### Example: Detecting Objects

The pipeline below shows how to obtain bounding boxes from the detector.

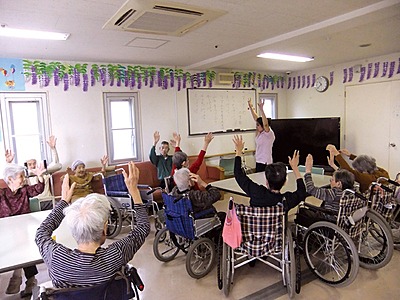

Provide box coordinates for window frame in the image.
[0,92,51,166]
[258,93,277,119]
[103,92,142,165]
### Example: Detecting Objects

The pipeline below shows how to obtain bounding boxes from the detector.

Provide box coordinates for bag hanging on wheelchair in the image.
[222,198,242,249]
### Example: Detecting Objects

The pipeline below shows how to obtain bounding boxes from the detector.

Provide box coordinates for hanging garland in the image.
[22,60,283,92]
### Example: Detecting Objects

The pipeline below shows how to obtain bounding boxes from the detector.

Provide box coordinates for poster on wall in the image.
[0,58,25,91]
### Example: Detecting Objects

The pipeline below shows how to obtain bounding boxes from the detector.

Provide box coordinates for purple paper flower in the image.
[170,70,174,88]
[63,73,69,91]
[287,77,291,89]
[382,62,388,77]
[182,73,187,89]
[373,62,380,78]
[177,77,181,91]
[157,71,162,87]
[31,66,37,85]
[100,69,106,86]
[137,73,142,89]
[343,69,347,83]
[367,63,373,79]
[73,68,80,86]
[388,61,395,78]
[90,69,95,86]
[83,73,88,91]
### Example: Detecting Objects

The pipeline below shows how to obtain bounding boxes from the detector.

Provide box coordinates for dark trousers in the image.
[23,265,38,279]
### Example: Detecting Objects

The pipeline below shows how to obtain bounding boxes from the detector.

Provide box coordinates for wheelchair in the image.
[99,169,163,239]
[34,264,144,300]
[294,188,393,288]
[219,197,298,298]
[366,177,400,247]
[152,191,222,279]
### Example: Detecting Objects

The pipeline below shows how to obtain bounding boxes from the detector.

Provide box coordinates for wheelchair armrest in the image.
[302,202,337,216]
[137,184,151,189]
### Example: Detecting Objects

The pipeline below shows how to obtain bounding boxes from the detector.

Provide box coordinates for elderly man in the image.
[35,161,150,289]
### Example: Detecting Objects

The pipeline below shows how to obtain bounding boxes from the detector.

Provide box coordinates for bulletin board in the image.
[187,88,257,136]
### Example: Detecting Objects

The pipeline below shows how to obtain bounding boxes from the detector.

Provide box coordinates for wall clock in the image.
[314,76,329,92]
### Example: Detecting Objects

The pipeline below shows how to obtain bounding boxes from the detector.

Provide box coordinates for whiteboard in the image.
[187,88,257,135]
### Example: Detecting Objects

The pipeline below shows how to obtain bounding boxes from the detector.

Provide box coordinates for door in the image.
[345,80,400,178]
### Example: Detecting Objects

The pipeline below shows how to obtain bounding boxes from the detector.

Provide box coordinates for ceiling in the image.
[1,0,400,74]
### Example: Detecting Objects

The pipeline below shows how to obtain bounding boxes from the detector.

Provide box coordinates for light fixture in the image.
[0,24,70,40]
[257,52,314,62]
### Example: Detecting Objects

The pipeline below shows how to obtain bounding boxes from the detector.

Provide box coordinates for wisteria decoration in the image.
[149,73,154,88]
[287,77,291,89]
[343,69,347,83]
[170,70,175,88]
[359,66,366,82]
[31,66,37,85]
[397,58,400,74]
[182,73,187,89]
[124,71,129,87]
[100,68,106,86]
[137,73,142,89]
[83,73,89,92]
[90,69,95,87]
[382,62,388,77]
[292,77,296,90]
[53,69,60,86]
[306,75,310,88]
[300,75,305,88]
[373,62,380,78]
[63,73,69,91]
[73,68,80,86]
[367,63,373,80]
[388,61,395,78]
[296,76,300,89]
[311,74,316,87]
[44,73,50,87]
[348,67,354,82]
[329,71,334,86]
[271,82,274,90]
[280,80,284,88]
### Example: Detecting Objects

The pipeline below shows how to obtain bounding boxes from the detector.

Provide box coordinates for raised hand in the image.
[5,149,14,163]
[47,135,57,149]
[326,144,340,156]
[339,148,351,157]
[61,174,76,204]
[327,151,339,171]
[153,131,160,145]
[171,132,181,148]
[288,150,300,170]
[100,155,108,166]
[204,132,214,145]
[122,161,142,204]
[305,154,313,173]
[233,135,245,155]
[31,163,46,177]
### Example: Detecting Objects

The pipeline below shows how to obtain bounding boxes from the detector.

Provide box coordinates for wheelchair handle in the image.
[371,182,394,193]
[147,187,162,195]
[343,189,368,201]
[387,178,400,186]
[127,266,144,291]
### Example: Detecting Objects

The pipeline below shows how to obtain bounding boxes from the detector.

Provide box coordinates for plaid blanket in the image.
[364,184,397,220]
[337,192,366,239]
[235,204,284,257]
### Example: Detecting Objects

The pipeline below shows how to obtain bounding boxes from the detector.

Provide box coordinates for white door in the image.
[345,80,400,178]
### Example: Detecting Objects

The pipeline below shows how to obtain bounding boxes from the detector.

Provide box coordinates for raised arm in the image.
[202,132,214,151]
[257,100,270,132]
[100,154,108,173]
[247,99,258,121]
[46,135,62,173]
[288,150,301,179]
[122,161,142,205]
[150,131,161,165]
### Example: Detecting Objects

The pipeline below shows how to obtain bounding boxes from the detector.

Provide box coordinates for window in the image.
[0,92,51,172]
[103,92,141,164]
[259,93,277,119]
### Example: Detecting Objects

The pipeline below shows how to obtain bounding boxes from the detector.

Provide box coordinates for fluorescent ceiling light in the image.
[0,25,70,40]
[257,52,314,62]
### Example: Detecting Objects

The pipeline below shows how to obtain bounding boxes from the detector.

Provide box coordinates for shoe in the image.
[20,277,37,298]
[6,276,22,294]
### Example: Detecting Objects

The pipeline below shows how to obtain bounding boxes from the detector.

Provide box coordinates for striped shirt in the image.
[35,200,150,288]
[304,173,342,211]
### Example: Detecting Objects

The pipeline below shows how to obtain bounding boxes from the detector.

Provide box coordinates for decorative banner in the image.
[301,75,305,88]
[367,63,373,79]
[311,74,316,86]
[348,67,353,82]
[343,69,348,83]
[397,58,400,74]
[382,61,388,77]
[373,62,380,78]
[287,77,291,89]
[388,61,395,78]
[329,71,334,86]
[292,76,296,90]
[0,58,25,91]
[297,76,300,89]
[359,66,366,82]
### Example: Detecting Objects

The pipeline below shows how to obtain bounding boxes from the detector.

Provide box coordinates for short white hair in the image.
[63,193,111,245]
[173,168,190,192]
[3,164,24,184]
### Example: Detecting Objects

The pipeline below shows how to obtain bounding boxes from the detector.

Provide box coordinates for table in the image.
[0,210,76,273]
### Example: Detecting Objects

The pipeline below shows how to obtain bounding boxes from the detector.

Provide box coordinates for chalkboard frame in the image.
[187,88,257,136]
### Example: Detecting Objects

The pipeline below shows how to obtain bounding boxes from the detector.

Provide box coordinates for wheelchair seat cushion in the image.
[235,204,284,257]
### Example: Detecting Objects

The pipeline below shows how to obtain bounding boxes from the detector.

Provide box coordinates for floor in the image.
[1,193,400,300]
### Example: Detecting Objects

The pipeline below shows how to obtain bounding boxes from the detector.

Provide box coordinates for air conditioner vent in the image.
[217,73,234,85]
[103,0,226,37]
[153,5,203,16]
[114,9,136,26]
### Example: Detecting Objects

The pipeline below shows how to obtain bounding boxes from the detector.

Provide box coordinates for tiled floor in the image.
[1,193,400,299]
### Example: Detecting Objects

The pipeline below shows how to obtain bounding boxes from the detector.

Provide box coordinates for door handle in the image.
[389,143,396,147]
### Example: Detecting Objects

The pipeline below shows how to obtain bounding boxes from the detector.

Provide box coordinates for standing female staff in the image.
[248,99,275,172]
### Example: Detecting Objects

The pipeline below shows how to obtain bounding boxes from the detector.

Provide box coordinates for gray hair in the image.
[3,164,25,184]
[173,168,190,192]
[352,155,377,174]
[63,193,111,245]
[172,151,188,170]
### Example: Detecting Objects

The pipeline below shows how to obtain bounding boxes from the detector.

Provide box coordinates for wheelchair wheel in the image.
[153,227,181,262]
[283,228,296,299]
[303,221,359,287]
[222,242,233,296]
[390,220,400,247]
[107,198,122,239]
[186,237,216,279]
[358,210,393,269]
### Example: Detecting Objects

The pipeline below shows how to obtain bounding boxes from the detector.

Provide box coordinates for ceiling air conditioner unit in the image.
[217,73,234,85]
[103,0,226,36]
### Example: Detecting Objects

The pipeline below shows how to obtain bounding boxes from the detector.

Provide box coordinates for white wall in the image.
[21,51,399,171]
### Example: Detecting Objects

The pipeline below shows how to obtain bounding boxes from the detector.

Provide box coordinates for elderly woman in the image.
[0,163,45,297]
[326,144,389,193]
[35,161,150,288]
[67,155,109,201]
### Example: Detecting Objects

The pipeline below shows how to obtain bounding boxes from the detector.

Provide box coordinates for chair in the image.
[153,192,221,279]
[34,264,143,300]
[219,197,298,298]
[219,157,235,178]
[298,165,325,175]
